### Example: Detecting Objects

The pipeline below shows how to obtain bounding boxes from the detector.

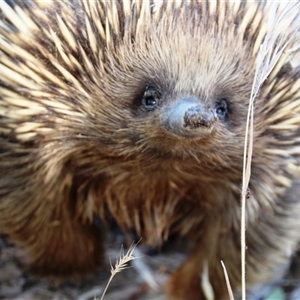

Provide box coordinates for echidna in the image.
[1,0,300,299]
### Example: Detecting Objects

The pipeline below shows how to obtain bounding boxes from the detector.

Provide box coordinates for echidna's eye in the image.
[215,99,228,120]
[142,87,161,111]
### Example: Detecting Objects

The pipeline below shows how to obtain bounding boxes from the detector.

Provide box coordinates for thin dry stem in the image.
[100,242,139,300]
[241,3,300,300]
[221,260,234,300]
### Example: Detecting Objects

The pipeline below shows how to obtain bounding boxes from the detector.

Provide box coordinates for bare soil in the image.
[0,233,186,300]
[2,231,298,300]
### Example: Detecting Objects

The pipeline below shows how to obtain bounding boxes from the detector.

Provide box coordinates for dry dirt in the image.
[0,232,186,300]
[1,231,299,300]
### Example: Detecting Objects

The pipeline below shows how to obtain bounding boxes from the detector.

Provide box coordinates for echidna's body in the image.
[1,1,300,299]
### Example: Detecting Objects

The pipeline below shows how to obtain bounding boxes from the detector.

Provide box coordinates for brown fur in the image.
[0,1,300,299]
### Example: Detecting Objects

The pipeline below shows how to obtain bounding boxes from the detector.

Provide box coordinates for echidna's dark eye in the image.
[142,87,161,111]
[215,99,228,120]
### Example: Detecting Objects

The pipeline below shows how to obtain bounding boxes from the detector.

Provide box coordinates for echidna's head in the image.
[95,2,257,171]
[1,1,299,177]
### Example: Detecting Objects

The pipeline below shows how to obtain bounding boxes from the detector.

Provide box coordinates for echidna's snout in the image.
[183,105,216,129]
[161,97,216,137]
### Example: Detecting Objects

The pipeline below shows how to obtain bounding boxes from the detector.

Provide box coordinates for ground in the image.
[0,232,294,300]
[0,232,185,300]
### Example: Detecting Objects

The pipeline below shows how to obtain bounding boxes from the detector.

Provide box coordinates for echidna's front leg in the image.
[29,220,104,278]
[165,216,240,300]
[0,199,104,279]
[0,159,105,279]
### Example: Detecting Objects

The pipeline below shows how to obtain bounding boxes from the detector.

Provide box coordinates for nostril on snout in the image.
[161,97,216,137]
[183,106,215,128]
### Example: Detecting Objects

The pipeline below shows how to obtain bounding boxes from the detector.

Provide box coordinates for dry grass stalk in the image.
[241,3,300,300]
[100,242,139,300]
[221,260,234,300]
